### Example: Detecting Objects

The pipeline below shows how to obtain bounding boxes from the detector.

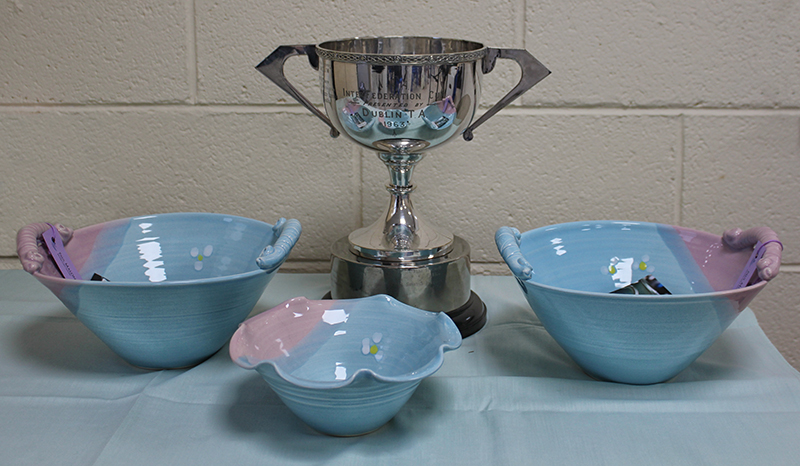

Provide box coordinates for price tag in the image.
[733,241,764,289]
[41,224,83,280]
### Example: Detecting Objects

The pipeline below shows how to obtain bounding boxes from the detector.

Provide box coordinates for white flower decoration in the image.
[190,245,214,271]
[361,332,384,361]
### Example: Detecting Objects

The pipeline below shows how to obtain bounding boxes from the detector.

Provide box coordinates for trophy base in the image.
[329,235,487,337]
[443,290,487,338]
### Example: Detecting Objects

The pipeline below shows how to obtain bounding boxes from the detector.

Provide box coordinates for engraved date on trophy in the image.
[340,95,458,133]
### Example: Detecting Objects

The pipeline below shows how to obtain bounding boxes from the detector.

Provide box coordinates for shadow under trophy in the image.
[257,36,549,337]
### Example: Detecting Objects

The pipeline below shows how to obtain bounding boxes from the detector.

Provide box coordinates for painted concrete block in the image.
[683,114,800,263]
[0,109,358,259]
[0,0,190,104]
[526,0,800,108]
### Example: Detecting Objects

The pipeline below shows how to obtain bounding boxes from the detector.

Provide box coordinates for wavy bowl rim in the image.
[231,295,463,390]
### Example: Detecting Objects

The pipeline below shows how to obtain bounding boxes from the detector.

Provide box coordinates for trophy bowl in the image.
[257,37,550,337]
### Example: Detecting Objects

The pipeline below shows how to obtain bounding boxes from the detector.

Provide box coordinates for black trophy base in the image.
[446,291,487,338]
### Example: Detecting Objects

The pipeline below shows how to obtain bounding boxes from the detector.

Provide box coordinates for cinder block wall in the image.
[2,1,798,367]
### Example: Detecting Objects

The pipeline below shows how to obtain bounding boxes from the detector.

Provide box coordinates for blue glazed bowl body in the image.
[496,221,770,384]
[22,213,301,369]
[259,368,423,436]
[230,295,462,436]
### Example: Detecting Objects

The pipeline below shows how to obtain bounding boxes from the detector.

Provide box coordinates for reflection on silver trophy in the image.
[257,37,549,336]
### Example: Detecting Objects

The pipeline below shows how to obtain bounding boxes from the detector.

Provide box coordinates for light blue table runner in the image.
[2,270,799,465]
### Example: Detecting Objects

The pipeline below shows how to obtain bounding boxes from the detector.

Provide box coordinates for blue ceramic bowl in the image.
[496,221,781,384]
[17,213,301,369]
[230,295,462,436]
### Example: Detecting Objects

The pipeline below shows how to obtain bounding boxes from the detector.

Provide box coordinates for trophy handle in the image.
[256,45,340,138]
[462,49,550,141]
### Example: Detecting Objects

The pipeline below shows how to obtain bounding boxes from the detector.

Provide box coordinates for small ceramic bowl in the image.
[17,213,301,369]
[496,221,782,384]
[230,295,462,436]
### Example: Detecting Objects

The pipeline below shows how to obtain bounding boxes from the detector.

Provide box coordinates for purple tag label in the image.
[42,224,83,280]
[733,241,763,289]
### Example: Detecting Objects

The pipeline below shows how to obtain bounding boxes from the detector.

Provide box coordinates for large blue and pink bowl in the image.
[496,221,782,384]
[17,213,301,369]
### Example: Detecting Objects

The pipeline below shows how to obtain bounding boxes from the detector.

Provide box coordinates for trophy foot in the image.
[329,235,486,338]
[444,291,487,338]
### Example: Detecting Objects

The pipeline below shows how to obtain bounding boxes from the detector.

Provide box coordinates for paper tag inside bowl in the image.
[42,224,82,280]
[733,241,764,289]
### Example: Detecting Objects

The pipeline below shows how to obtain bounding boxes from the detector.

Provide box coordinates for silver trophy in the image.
[257,37,549,336]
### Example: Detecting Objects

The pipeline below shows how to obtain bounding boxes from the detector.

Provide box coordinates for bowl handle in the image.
[495,226,534,280]
[723,227,783,281]
[256,218,302,273]
[16,222,74,274]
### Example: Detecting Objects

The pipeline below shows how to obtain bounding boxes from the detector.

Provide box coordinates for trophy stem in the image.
[383,185,417,250]
[380,152,421,250]
[347,151,454,260]
[380,151,422,188]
